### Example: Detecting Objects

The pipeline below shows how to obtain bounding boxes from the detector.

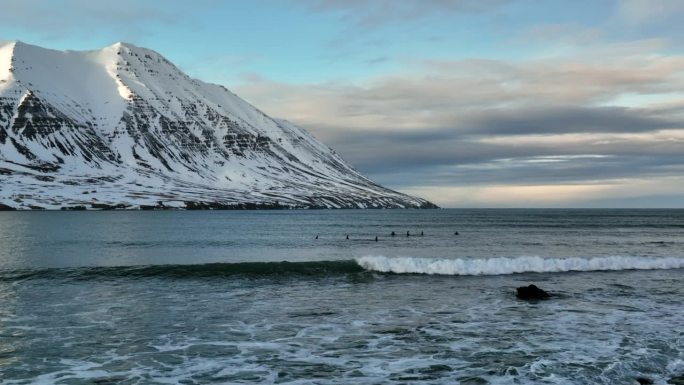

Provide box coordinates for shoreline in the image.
[0,201,440,211]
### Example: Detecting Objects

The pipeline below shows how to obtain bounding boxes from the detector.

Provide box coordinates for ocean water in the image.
[0,209,683,384]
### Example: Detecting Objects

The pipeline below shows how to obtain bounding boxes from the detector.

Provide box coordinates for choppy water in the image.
[1,209,684,384]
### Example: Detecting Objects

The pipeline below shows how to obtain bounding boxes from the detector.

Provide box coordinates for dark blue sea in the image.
[1,209,683,384]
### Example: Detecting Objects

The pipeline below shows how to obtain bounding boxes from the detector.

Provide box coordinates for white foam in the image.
[355,255,684,276]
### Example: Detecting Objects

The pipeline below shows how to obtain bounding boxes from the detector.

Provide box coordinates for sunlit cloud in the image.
[238,42,684,133]
[402,176,684,208]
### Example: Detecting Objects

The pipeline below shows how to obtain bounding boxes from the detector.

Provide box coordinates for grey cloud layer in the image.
[462,106,676,135]
[323,123,684,180]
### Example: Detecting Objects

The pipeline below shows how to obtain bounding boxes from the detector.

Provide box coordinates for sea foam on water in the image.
[355,255,684,275]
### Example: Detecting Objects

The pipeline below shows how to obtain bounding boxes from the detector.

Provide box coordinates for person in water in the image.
[406,231,410,237]
[346,235,349,240]
[391,231,396,236]
[375,236,378,242]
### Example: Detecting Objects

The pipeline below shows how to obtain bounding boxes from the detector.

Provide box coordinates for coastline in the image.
[0,201,440,211]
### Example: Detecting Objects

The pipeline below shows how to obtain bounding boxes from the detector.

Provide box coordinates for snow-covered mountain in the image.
[0,41,435,210]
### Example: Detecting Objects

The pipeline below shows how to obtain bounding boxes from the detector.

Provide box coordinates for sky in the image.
[1,0,683,208]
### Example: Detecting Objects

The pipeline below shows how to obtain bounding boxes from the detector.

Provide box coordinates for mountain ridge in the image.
[0,41,436,210]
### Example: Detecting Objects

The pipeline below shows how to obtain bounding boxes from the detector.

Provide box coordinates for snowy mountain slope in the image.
[0,41,436,210]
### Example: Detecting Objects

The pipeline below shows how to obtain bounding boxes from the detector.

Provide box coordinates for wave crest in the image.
[0,260,364,281]
[355,255,684,276]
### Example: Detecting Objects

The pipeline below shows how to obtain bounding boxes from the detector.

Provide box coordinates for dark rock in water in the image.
[668,374,684,384]
[636,377,654,385]
[0,203,16,211]
[516,284,551,300]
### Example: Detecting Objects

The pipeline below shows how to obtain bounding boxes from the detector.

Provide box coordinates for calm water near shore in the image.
[1,209,684,384]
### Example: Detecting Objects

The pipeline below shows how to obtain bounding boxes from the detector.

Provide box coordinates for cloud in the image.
[462,106,676,135]
[0,0,213,41]
[616,0,684,24]
[237,45,684,133]
[402,176,684,208]
[296,0,509,27]
[517,23,603,47]
[326,126,684,185]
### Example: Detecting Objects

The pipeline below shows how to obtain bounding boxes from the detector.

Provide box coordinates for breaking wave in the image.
[4,256,684,282]
[355,255,684,276]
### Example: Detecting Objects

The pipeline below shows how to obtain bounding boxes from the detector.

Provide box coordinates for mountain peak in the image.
[5,40,69,55]
[0,40,17,48]
[107,41,144,52]
[0,40,32,50]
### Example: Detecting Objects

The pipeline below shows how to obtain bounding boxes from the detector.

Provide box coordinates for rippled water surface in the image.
[1,209,684,384]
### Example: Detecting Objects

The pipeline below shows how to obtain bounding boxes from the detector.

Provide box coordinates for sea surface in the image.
[0,209,683,384]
